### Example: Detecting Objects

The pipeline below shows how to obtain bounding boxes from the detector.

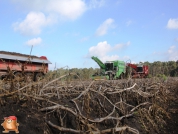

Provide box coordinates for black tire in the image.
[109,73,113,80]
[35,73,44,81]
[25,73,34,82]
[14,72,23,81]
[120,73,124,79]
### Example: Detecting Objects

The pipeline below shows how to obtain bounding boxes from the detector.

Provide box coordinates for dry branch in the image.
[107,83,137,94]
[47,121,83,134]
[40,104,78,117]
[98,126,139,134]
[72,80,95,100]
[130,102,151,112]
[0,71,175,134]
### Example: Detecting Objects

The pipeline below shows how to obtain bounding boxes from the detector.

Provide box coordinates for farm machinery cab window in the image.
[105,63,114,71]
[137,66,143,72]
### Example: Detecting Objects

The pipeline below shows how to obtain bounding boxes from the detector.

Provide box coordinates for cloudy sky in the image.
[0,0,178,69]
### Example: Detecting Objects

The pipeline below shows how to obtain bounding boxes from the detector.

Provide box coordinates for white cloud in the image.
[11,0,90,35]
[26,37,42,46]
[13,12,55,35]
[88,41,112,57]
[11,0,86,20]
[114,41,130,49]
[87,41,130,62]
[12,0,106,35]
[95,18,114,36]
[167,45,178,61]
[101,55,120,62]
[46,0,86,20]
[167,18,178,29]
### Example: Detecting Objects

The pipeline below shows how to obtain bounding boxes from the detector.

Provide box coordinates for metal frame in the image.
[0,54,51,64]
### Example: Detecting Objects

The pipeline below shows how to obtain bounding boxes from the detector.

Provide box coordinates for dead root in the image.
[0,75,177,134]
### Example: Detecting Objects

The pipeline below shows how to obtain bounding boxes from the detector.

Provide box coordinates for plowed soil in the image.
[0,78,178,134]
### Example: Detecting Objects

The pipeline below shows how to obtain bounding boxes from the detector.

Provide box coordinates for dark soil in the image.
[0,79,178,134]
[162,82,178,134]
[0,97,49,134]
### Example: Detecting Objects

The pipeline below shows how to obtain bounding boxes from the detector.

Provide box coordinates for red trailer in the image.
[127,63,149,78]
[0,51,51,81]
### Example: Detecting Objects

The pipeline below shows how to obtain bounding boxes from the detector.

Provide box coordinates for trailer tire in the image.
[35,73,44,81]
[14,72,23,81]
[25,73,34,82]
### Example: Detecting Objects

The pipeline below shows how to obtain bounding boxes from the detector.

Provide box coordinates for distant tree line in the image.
[46,67,100,80]
[144,61,178,77]
[46,61,178,80]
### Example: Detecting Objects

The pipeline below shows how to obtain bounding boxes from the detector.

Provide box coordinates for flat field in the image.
[0,75,178,134]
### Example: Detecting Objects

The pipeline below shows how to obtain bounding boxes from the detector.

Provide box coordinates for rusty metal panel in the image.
[0,61,8,70]
[0,61,48,73]
[0,53,51,64]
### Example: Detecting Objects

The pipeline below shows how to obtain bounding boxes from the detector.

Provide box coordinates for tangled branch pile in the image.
[0,73,178,134]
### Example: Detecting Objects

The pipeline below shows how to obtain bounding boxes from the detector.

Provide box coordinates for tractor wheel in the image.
[35,73,44,81]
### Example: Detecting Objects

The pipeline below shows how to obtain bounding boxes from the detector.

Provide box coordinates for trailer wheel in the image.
[25,73,34,82]
[14,72,23,81]
[35,73,44,81]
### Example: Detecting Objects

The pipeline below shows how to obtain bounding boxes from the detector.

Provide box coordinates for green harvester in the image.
[91,56,126,80]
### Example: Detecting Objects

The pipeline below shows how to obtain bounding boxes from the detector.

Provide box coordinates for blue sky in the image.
[0,0,178,70]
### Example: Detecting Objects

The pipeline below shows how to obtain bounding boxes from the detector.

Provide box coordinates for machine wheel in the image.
[120,73,124,79]
[14,72,23,81]
[109,73,113,80]
[35,73,44,81]
[25,73,34,82]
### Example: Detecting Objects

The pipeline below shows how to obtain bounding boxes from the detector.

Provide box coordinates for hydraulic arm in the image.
[91,56,105,69]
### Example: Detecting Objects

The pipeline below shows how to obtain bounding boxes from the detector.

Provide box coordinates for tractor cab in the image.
[105,62,114,72]
[137,64,143,73]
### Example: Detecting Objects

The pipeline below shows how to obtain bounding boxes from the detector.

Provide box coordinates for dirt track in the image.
[0,77,178,134]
